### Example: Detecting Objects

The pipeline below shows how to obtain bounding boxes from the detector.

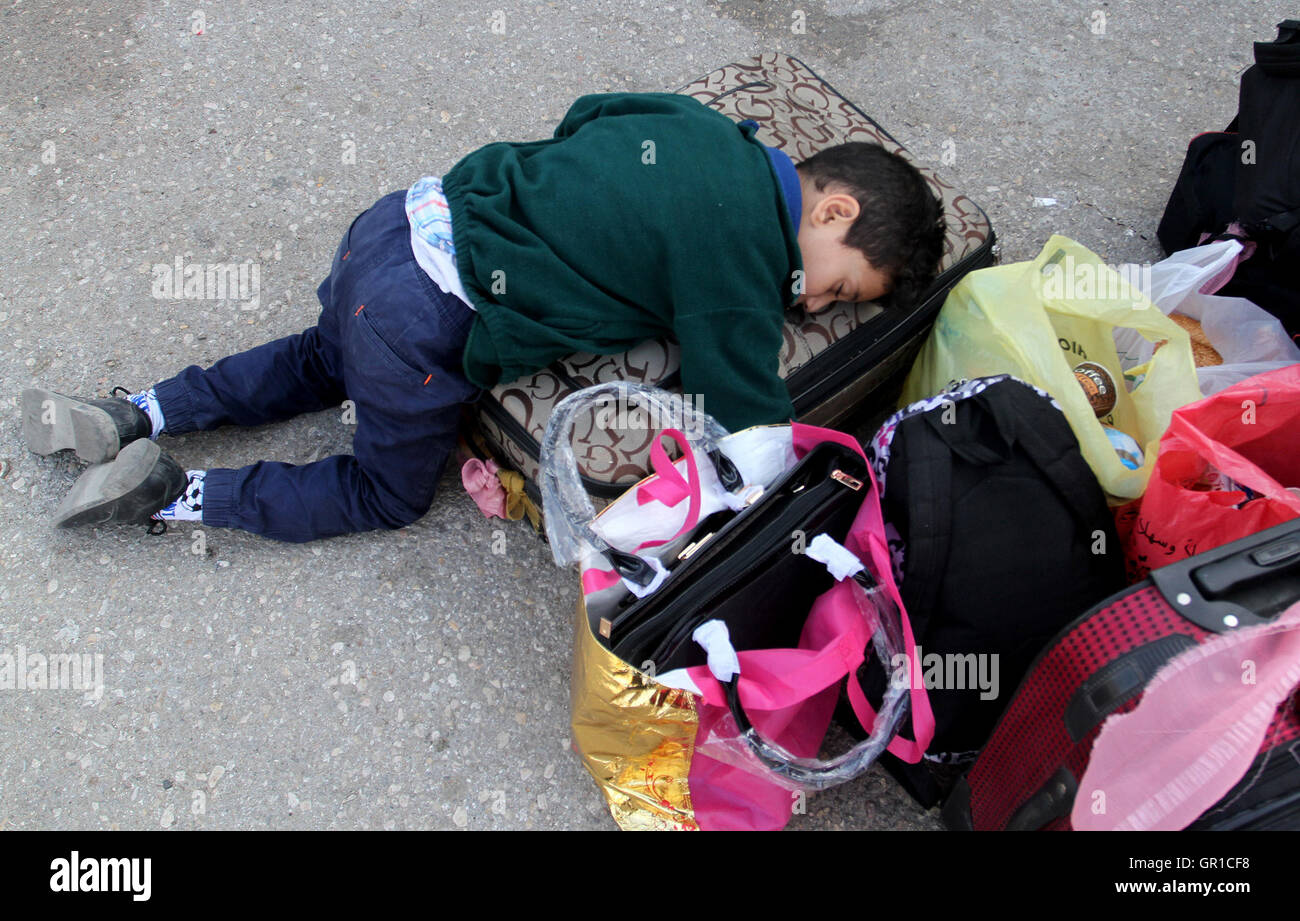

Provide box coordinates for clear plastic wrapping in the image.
[539,381,729,569]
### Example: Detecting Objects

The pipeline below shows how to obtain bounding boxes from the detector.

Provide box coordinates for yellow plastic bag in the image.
[902,235,1203,501]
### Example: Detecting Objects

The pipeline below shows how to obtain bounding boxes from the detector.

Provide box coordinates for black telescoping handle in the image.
[1194,536,1300,594]
[1149,518,1300,633]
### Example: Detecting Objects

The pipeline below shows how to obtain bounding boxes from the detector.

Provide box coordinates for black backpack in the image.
[1158,19,1300,335]
[843,376,1127,807]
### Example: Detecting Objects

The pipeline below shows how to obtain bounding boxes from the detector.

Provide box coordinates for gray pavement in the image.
[0,0,1289,830]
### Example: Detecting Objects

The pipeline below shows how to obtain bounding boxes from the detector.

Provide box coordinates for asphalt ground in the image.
[0,0,1292,830]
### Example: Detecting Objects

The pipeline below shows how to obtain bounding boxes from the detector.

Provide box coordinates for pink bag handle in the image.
[846,536,935,763]
[636,429,694,507]
[690,582,876,711]
[689,572,909,788]
[794,422,936,761]
[584,429,739,590]
[633,429,703,551]
[581,567,622,595]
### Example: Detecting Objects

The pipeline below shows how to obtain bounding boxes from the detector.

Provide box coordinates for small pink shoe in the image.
[461,457,508,519]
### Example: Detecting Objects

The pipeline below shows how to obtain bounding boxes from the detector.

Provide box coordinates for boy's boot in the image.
[53,440,187,529]
[21,386,154,465]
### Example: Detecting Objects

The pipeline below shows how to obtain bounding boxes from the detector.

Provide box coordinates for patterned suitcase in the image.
[462,53,996,526]
[943,518,1300,831]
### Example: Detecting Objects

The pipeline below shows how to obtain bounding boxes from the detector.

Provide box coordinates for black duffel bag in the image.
[1158,19,1300,336]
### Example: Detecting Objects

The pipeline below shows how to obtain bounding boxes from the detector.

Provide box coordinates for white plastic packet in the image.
[1115,241,1300,394]
[1172,292,1300,395]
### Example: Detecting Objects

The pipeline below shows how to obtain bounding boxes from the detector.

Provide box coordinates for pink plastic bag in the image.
[569,415,935,831]
[1074,600,1300,831]
[675,423,935,830]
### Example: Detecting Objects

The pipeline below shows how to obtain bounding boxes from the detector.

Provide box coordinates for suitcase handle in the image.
[1149,518,1300,633]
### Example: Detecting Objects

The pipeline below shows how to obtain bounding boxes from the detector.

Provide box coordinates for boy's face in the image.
[793,182,891,314]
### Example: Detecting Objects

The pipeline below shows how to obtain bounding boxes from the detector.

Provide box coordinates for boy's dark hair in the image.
[796,142,946,310]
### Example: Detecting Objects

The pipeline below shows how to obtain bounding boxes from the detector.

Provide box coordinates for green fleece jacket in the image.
[441,92,803,432]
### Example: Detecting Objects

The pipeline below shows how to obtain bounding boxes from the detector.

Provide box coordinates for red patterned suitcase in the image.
[943,518,1300,831]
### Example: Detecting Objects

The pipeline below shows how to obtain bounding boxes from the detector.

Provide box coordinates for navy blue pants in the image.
[152,190,481,542]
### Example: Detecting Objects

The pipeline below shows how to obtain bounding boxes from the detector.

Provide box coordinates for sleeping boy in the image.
[22,92,945,542]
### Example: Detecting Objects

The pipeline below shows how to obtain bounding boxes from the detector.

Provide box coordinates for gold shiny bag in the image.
[569,603,701,830]
[546,384,918,831]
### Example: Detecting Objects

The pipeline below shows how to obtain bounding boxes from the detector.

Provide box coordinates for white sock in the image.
[125,388,165,440]
[153,469,205,522]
